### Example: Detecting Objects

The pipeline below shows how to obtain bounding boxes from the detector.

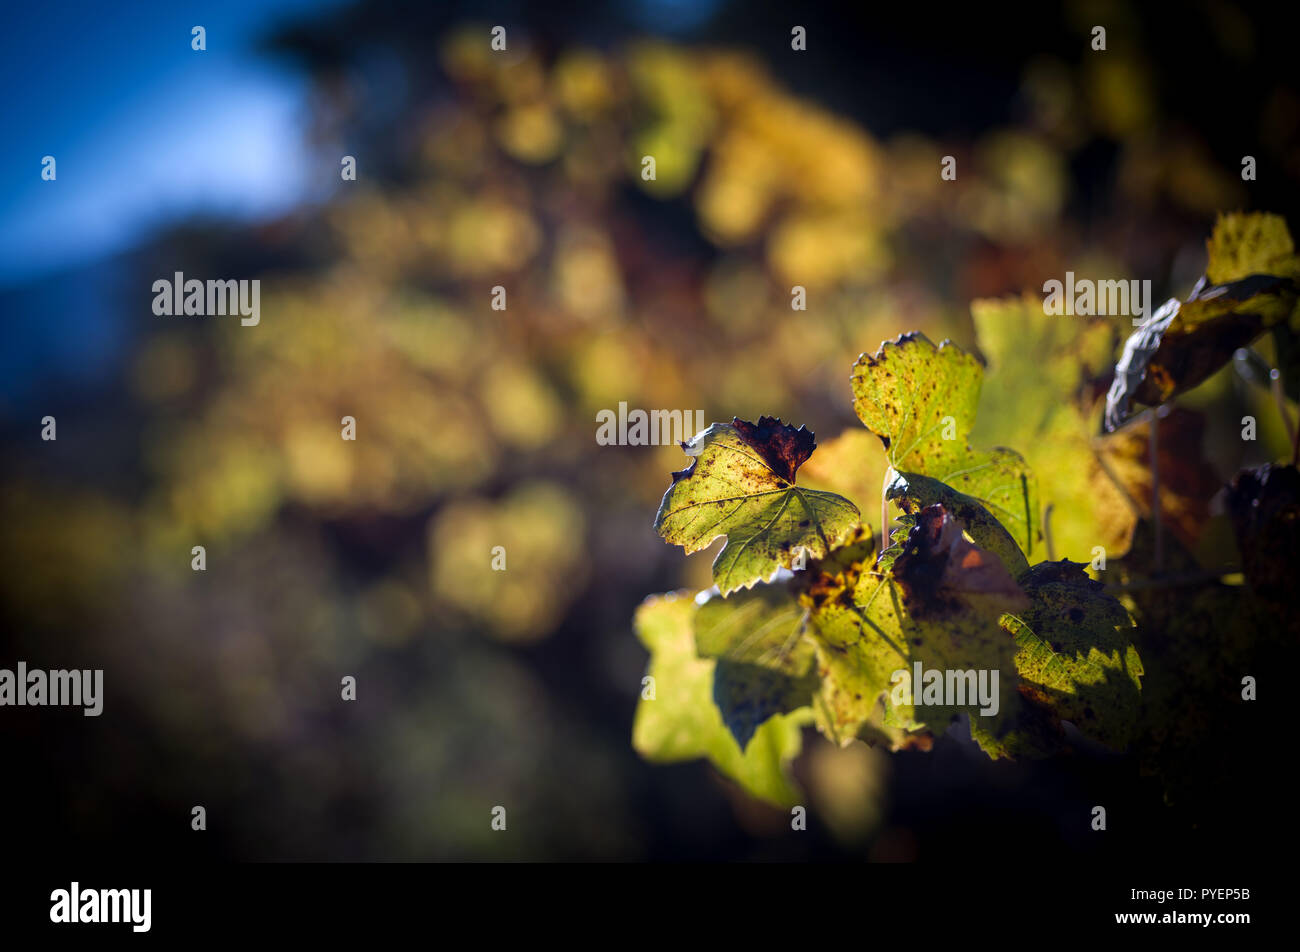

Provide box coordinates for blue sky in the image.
[0,0,347,286]
[0,0,728,406]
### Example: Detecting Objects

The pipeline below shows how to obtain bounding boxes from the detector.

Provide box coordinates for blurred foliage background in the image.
[1,0,1296,860]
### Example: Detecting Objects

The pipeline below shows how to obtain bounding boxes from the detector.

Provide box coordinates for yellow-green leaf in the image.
[1204,211,1300,285]
[695,582,813,674]
[654,417,859,594]
[851,332,1038,557]
[851,332,982,475]
[970,293,1135,561]
[999,560,1143,749]
[632,592,810,807]
[695,584,820,748]
[802,507,1026,753]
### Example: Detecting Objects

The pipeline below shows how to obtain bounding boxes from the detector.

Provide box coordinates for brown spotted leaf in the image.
[654,418,860,594]
[852,333,1039,558]
[800,506,1026,752]
[998,561,1143,750]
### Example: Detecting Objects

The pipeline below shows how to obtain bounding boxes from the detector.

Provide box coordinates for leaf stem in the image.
[1043,502,1055,562]
[1270,369,1299,467]
[881,464,894,554]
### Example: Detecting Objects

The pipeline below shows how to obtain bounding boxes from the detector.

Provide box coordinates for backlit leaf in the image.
[694,583,820,748]
[851,333,1038,557]
[801,507,1025,750]
[1204,211,1300,285]
[970,294,1133,562]
[654,417,860,594]
[631,593,810,807]
[999,560,1143,749]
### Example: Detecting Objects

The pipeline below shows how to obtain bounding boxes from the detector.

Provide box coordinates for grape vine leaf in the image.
[851,332,1038,558]
[885,470,1029,578]
[695,580,812,671]
[1204,211,1300,286]
[794,528,896,744]
[632,592,810,807]
[712,661,819,752]
[887,506,1028,611]
[694,583,820,749]
[997,560,1143,749]
[654,417,860,594]
[969,294,1136,562]
[802,506,1027,750]
[1104,212,1300,432]
[971,295,1222,559]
